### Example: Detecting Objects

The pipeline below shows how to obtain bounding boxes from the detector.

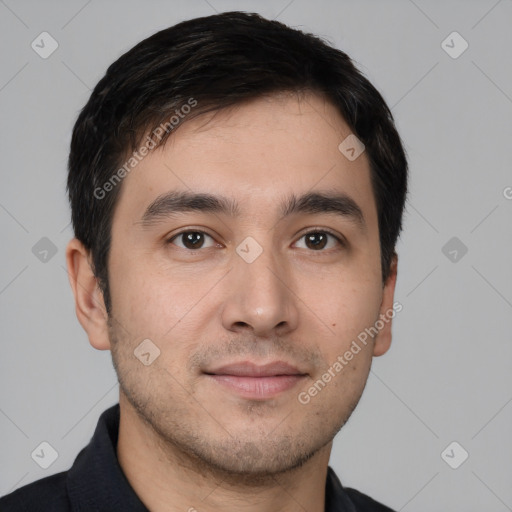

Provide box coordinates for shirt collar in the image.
[66,403,354,511]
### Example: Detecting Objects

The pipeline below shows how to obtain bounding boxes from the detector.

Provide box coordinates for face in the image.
[89,92,397,476]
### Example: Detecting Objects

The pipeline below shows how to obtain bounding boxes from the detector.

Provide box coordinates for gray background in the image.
[1,0,511,510]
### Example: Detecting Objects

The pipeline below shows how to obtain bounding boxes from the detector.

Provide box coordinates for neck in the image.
[116,393,332,512]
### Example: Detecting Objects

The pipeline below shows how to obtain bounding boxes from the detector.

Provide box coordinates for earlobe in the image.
[65,238,111,351]
[373,252,398,357]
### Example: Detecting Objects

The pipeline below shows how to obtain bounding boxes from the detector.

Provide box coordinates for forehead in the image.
[113,92,377,227]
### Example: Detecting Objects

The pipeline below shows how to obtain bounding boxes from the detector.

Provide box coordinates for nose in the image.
[221,240,300,338]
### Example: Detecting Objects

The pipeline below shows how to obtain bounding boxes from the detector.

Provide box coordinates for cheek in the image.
[108,254,176,337]
[301,272,382,345]
[341,287,382,339]
[109,256,217,360]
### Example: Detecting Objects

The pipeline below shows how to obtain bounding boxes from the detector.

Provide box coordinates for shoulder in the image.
[326,466,395,511]
[0,471,71,512]
[345,486,396,511]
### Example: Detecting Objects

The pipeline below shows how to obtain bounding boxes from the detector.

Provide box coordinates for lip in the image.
[205,361,305,377]
[203,361,308,400]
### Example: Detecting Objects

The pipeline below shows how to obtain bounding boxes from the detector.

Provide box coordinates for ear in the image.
[373,252,398,357]
[65,238,111,350]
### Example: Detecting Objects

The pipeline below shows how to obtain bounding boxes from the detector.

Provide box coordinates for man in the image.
[1,11,407,511]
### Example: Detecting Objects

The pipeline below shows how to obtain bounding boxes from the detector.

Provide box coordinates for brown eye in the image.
[169,231,215,250]
[294,231,343,251]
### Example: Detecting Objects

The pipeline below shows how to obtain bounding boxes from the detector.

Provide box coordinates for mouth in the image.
[203,361,308,400]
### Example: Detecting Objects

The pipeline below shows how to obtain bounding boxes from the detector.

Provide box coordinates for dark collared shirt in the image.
[0,404,395,511]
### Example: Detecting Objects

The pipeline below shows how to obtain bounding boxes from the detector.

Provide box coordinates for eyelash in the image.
[166,228,345,252]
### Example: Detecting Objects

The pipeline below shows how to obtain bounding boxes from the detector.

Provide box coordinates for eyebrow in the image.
[139,189,366,231]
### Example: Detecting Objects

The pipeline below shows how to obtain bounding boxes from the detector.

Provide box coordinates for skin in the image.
[66,91,398,512]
